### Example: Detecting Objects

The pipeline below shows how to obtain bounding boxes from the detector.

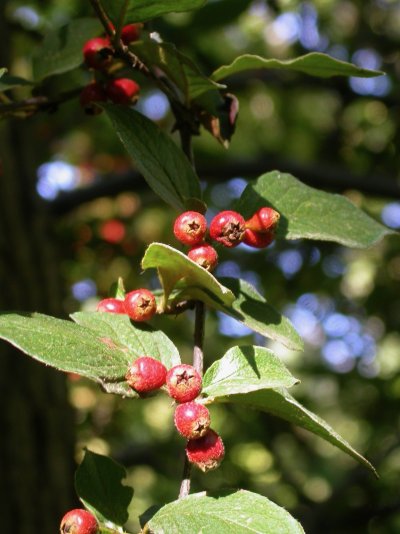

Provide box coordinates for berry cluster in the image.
[97,288,157,322]
[80,24,142,114]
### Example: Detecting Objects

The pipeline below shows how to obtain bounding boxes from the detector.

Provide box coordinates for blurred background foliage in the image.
[3,0,400,533]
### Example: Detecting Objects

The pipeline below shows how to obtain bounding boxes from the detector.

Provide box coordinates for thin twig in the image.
[0,88,83,119]
[89,0,115,37]
[178,456,192,499]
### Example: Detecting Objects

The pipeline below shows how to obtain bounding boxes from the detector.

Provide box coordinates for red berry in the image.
[105,78,140,105]
[245,207,280,233]
[60,509,98,534]
[174,401,211,439]
[166,364,202,403]
[187,244,218,271]
[121,23,141,44]
[80,82,107,115]
[186,429,225,472]
[82,37,113,70]
[209,210,245,248]
[124,289,156,322]
[173,211,207,247]
[243,228,275,249]
[96,298,125,313]
[126,356,167,393]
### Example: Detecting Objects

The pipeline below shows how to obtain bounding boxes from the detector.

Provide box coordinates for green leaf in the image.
[147,489,304,533]
[202,346,299,398]
[71,311,180,369]
[0,68,6,79]
[104,105,202,211]
[109,277,126,299]
[222,388,377,476]
[75,450,133,527]
[0,74,33,92]
[32,18,102,81]
[103,0,207,24]
[212,52,384,81]
[141,243,235,306]
[237,171,394,247]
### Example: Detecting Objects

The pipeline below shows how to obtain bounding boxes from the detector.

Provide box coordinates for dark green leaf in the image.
[0,74,33,92]
[32,18,102,81]
[75,450,133,526]
[141,243,235,306]
[195,90,239,147]
[0,68,6,78]
[212,52,384,81]
[202,346,299,398]
[103,0,207,24]
[221,388,377,476]
[237,171,394,247]
[147,489,304,533]
[104,105,202,210]
[190,0,253,32]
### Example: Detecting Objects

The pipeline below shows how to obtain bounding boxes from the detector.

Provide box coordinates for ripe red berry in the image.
[174,401,211,439]
[173,211,207,247]
[105,78,140,105]
[60,509,98,534]
[82,37,113,70]
[166,364,202,403]
[124,289,156,322]
[209,210,246,248]
[126,356,167,393]
[186,429,225,472]
[187,244,218,271]
[243,228,275,249]
[121,23,141,44]
[80,82,107,115]
[245,207,280,233]
[96,297,126,313]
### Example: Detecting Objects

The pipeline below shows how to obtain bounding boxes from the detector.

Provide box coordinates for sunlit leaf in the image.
[103,0,207,24]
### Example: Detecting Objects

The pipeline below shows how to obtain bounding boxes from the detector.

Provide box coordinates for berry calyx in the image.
[96,297,126,313]
[186,429,225,472]
[126,356,167,393]
[245,207,280,233]
[174,401,211,439]
[209,210,246,248]
[243,228,275,249]
[124,289,157,322]
[105,78,140,105]
[80,82,107,115]
[121,23,142,44]
[187,244,218,271]
[173,211,207,247]
[82,37,113,70]
[60,509,98,534]
[166,364,202,403]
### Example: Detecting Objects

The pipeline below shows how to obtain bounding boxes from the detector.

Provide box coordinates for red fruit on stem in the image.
[124,289,156,322]
[96,297,125,314]
[80,82,107,115]
[242,228,275,249]
[186,429,225,472]
[174,401,211,439]
[173,211,207,247]
[187,244,218,271]
[60,509,98,534]
[105,78,140,105]
[209,210,246,248]
[82,37,113,70]
[245,207,280,233]
[126,356,167,393]
[121,23,141,44]
[166,364,202,403]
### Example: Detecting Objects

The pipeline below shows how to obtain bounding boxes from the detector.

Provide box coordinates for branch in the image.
[0,88,83,119]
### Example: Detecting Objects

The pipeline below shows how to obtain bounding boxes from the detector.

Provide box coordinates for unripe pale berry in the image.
[96,297,126,313]
[80,82,107,115]
[166,364,202,403]
[105,78,140,105]
[187,244,218,271]
[186,429,225,472]
[126,356,167,393]
[173,211,207,247]
[121,23,142,44]
[209,210,245,248]
[243,228,275,249]
[245,207,280,233]
[82,37,113,70]
[60,509,98,534]
[174,401,211,439]
[124,289,157,322]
